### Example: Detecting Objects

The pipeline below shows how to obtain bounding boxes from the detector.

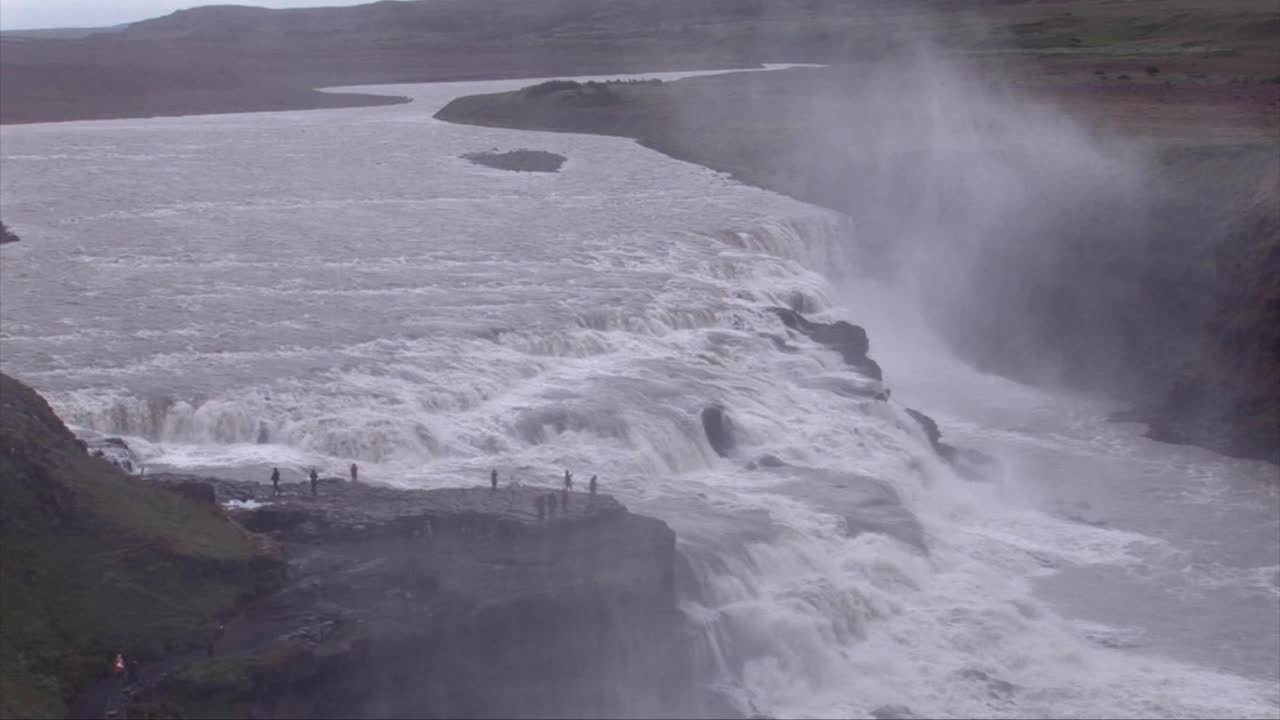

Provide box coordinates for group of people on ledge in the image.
[269,462,360,496]
[492,467,598,520]
[266,463,598,518]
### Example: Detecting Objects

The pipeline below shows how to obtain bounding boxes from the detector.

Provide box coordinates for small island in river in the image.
[462,149,566,173]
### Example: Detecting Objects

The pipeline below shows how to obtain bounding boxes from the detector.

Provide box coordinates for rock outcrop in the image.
[771,308,883,380]
[131,475,715,719]
[84,436,142,474]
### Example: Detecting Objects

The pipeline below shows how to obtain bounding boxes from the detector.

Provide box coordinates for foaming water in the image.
[2,71,1277,718]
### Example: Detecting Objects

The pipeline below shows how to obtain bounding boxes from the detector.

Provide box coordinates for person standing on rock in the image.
[564,469,573,492]
[589,474,597,496]
[271,467,281,496]
[491,468,498,491]
[309,468,319,496]
[350,463,359,483]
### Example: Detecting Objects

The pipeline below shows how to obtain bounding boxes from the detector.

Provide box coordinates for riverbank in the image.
[434,48,1279,465]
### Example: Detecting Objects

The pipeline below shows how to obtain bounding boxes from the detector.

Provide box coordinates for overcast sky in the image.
[0,0,368,30]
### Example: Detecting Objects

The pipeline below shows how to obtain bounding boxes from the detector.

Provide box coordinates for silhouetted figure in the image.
[536,494,546,520]
[491,468,498,491]
[589,474,597,495]
[350,463,359,483]
[548,492,558,514]
[309,468,319,496]
[271,467,281,496]
[564,469,573,492]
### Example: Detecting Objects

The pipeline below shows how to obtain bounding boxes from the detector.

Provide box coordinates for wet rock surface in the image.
[701,404,736,458]
[772,307,883,380]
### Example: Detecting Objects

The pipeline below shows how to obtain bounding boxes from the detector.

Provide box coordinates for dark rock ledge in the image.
[120,474,722,719]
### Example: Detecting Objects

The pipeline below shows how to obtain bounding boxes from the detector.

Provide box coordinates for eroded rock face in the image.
[135,476,718,719]
[771,308,882,380]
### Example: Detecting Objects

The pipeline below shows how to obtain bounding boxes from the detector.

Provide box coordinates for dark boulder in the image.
[701,405,736,457]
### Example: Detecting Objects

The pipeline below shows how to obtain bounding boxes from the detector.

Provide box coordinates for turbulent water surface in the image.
[1,70,1277,719]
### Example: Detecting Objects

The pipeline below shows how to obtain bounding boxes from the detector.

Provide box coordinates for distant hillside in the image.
[22,0,1276,124]
[0,25,124,40]
[5,0,1279,125]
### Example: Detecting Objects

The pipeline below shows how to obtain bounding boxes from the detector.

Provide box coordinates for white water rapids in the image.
[1,69,1277,719]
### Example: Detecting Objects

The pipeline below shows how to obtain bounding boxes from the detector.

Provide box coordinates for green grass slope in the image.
[0,373,283,718]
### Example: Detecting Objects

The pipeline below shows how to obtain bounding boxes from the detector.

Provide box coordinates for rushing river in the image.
[1,69,1277,719]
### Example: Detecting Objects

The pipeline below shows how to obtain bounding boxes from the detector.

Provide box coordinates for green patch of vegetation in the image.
[0,373,284,718]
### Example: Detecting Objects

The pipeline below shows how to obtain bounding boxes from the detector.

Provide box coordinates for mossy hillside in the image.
[0,373,283,719]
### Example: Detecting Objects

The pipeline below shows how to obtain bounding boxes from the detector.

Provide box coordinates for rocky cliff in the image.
[0,373,716,718]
